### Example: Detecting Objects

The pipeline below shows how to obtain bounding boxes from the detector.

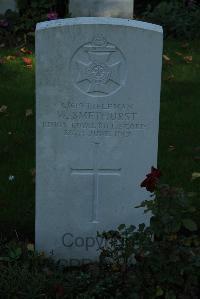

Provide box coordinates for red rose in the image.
[140,167,161,192]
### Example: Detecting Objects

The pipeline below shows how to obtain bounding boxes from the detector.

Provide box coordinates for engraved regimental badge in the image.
[71,34,127,97]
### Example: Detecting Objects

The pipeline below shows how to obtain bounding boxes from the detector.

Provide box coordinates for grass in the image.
[0,50,35,238]
[0,39,200,239]
[158,40,200,191]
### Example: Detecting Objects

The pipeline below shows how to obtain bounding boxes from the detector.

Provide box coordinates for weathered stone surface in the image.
[69,0,134,18]
[35,17,163,264]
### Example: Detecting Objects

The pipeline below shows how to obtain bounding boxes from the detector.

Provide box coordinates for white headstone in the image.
[36,17,163,265]
[69,0,134,18]
[0,0,17,14]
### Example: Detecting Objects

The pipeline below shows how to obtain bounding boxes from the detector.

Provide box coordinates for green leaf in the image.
[27,32,35,37]
[15,247,22,257]
[118,224,126,231]
[156,286,164,297]
[138,223,145,231]
[9,250,16,259]
[9,247,22,259]
[171,220,181,233]
[129,293,140,299]
[182,219,198,231]
[189,207,196,213]
[0,257,10,262]
[127,225,136,233]
[165,290,176,299]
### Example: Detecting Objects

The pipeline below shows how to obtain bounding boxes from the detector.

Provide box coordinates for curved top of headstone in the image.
[36,17,163,34]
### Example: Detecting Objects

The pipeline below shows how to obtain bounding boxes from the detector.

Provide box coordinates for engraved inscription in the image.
[42,101,147,138]
[70,34,127,97]
[71,142,121,223]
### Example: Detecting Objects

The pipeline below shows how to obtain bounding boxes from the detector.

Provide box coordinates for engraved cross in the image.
[71,143,121,223]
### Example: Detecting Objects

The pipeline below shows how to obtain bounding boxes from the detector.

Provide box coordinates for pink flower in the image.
[47,12,58,20]
[0,19,9,28]
[187,0,196,7]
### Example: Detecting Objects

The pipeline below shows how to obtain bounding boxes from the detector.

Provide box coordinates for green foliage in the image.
[139,185,199,237]
[16,0,56,12]
[0,0,61,46]
[98,184,200,298]
[0,10,20,47]
[134,0,163,15]
[1,183,200,298]
[143,0,200,39]
[98,223,152,269]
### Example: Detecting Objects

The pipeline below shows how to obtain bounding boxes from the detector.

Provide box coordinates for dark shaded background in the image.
[134,0,200,14]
